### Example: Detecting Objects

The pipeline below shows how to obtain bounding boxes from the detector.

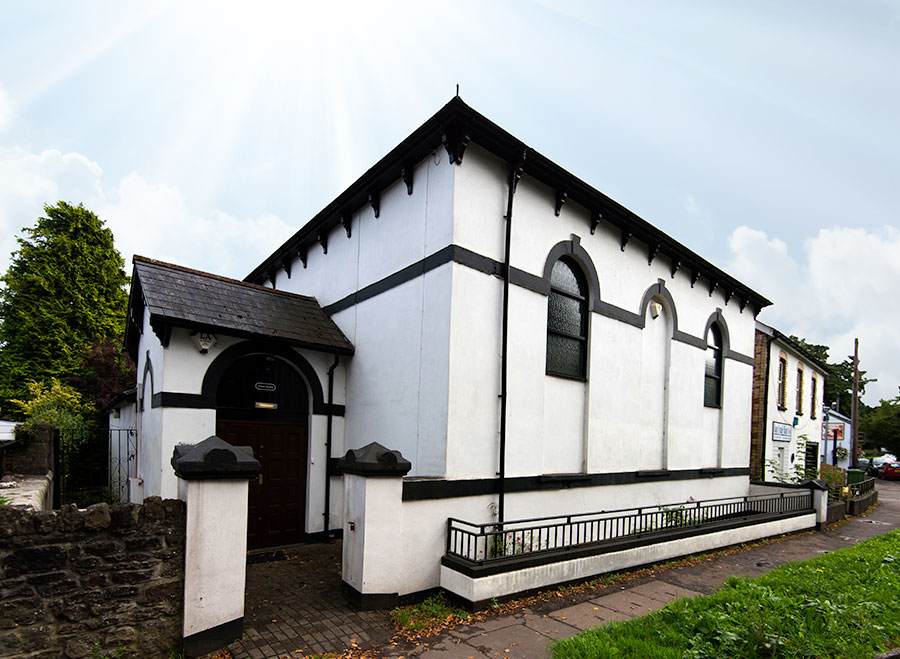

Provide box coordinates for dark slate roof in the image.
[127,256,353,357]
[245,96,771,313]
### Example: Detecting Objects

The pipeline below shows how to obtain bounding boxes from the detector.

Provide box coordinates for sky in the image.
[0,0,898,403]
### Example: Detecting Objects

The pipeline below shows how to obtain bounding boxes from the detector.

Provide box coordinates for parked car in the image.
[877,462,900,480]
[858,458,876,477]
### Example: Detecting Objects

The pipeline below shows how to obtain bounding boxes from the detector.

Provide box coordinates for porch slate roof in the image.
[129,256,354,356]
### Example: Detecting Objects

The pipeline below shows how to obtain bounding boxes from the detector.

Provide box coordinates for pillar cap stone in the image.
[337,442,411,476]
[171,435,260,480]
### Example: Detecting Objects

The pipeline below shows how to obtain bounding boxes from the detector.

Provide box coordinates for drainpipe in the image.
[324,354,340,538]
[498,153,525,525]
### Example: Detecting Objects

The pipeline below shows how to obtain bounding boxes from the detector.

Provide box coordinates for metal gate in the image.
[53,428,135,508]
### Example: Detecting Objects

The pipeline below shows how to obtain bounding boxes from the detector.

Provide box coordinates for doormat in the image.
[247,549,287,564]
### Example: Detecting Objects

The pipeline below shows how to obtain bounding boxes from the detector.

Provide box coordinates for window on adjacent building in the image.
[777,356,788,410]
[796,365,804,415]
[810,375,818,419]
[546,257,588,379]
[704,324,723,407]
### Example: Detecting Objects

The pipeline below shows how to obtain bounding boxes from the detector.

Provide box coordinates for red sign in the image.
[824,423,844,440]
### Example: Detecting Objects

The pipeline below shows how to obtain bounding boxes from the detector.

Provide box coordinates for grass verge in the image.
[551,528,900,659]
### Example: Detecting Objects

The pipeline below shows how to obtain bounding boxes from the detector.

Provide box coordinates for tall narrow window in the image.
[796,366,804,415]
[704,325,723,407]
[546,257,588,379]
[777,356,788,409]
[810,376,818,419]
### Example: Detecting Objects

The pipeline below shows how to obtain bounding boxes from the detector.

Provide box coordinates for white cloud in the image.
[0,146,105,271]
[99,173,293,278]
[0,84,11,132]
[0,146,294,281]
[727,224,900,404]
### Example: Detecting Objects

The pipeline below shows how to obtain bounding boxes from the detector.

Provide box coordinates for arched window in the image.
[546,257,588,379]
[704,324,723,407]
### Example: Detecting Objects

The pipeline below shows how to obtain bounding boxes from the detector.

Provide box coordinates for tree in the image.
[0,202,129,418]
[789,335,868,415]
[860,391,900,456]
[66,336,136,416]
[10,379,93,432]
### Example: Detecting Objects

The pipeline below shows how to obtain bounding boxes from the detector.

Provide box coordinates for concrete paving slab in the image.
[548,602,612,629]
[411,637,490,659]
[588,589,661,617]
[626,580,701,603]
[521,612,580,639]
[463,624,553,659]
[458,616,522,635]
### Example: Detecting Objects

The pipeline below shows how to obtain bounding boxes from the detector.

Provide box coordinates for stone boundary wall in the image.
[0,497,185,658]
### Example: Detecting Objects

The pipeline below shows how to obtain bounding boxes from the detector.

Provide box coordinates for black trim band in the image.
[402,468,750,500]
[182,617,243,657]
[324,244,754,363]
[341,581,399,610]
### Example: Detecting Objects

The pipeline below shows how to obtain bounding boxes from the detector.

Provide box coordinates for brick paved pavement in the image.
[227,541,393,658]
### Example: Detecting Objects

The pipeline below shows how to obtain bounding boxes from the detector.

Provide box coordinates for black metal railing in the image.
[446,491,813,565]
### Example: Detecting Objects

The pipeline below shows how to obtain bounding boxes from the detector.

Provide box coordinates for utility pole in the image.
[851,338,859,469]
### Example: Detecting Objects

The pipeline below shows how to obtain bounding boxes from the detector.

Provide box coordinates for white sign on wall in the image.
[773,422,792,442]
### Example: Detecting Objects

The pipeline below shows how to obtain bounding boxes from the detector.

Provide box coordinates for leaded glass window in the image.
[546,258,588,379]
[704,325,722,407]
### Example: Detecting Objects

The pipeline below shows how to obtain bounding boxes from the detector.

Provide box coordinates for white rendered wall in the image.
[762,339,826,480]
[343,265,451,477]
[445,263,501,479]
[447,145,757,485]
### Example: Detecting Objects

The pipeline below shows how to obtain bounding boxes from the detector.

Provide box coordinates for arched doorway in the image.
[215,353,309,549]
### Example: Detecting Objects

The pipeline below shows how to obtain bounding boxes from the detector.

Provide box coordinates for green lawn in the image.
[551,529,900,659]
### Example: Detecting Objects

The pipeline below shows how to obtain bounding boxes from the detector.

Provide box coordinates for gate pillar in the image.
[172,436,259,657]
[338,442,412,609]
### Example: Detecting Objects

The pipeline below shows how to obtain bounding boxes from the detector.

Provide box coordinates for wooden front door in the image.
[215,352,310,550]
[217,419,308,549]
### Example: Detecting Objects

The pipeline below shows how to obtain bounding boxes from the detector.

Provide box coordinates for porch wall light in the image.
[191,332,217,354]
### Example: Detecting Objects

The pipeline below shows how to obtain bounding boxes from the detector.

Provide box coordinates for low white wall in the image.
[388,476,751,596]
[442,512,816,604]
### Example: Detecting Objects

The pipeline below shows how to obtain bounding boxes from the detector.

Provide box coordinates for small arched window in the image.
[546,257,588,379]
[704,325,723,407]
